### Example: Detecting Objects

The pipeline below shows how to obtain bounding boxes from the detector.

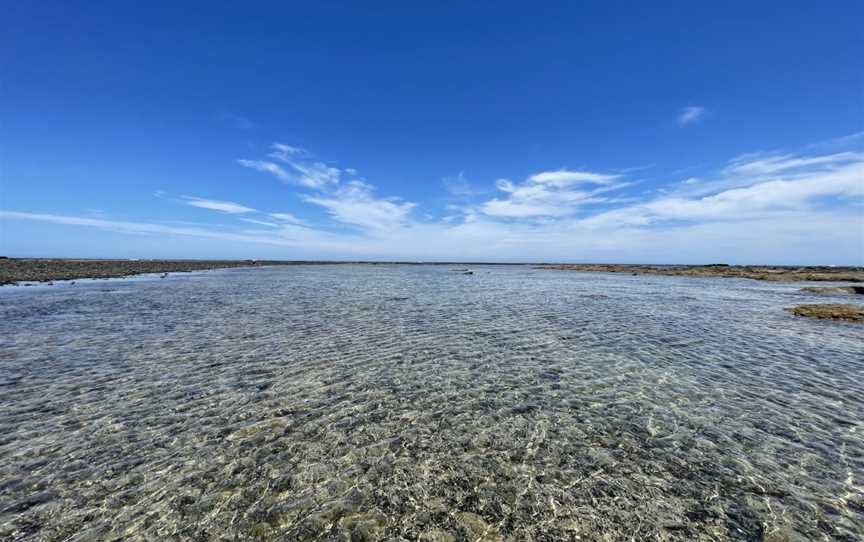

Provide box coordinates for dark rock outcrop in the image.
[800,286,864,295]
[786,304,864,322]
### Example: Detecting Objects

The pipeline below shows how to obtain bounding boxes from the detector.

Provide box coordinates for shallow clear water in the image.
[1,265,863,541]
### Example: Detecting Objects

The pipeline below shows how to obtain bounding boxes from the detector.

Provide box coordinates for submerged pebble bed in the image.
[1,265,862,541]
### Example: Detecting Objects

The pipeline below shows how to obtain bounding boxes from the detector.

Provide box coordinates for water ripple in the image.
[1,266,862,541]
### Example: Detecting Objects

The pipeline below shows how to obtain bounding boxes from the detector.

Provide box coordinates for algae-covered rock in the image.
[339,512,386,541]
[787,304,864,322]
[455,512,503,542]
[419,529,456,542]
[247,522,274,540]
[800,286,864,295]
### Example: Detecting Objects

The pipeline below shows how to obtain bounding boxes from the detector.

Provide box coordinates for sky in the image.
[1,1,862,264]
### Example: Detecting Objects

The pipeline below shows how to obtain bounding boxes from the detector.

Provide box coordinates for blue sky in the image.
[1,1,862,264]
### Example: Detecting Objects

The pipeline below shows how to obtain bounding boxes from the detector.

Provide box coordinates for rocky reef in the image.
[786,304,864,322]
[800,286,864,295]
[540,264,864,282]
[0,259,331,285]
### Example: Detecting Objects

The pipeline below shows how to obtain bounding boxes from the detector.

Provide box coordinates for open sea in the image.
[1,265,862,541]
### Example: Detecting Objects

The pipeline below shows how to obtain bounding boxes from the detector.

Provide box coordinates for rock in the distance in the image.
[787,304,864,322]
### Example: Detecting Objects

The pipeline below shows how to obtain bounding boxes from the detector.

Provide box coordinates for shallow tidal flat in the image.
[1,266,863,541]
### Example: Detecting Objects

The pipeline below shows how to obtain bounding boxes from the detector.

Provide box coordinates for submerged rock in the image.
[801,286,864,295]
[787,304,864,322]
[455,512,503,542]
[419,529,455,542]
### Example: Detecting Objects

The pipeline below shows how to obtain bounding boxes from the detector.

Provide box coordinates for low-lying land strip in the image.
[0,258,320,285]
[4,259,864,290]
[539,263,864,282]
[0,258,522,285]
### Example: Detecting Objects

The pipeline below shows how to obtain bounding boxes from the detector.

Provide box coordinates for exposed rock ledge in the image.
[539,264,864,282]
[800,286,864,295]
[786,304,864,322]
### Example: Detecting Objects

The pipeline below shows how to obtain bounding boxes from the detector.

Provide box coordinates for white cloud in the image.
[268,142,341,189]
[0,211,276,244]
[0,211,370,255]
[677,106,706,126]
[242,143,411,231]
[5,137,862,265]
[480,169,624,218]
[287,161,342,188]
[582,157,864,227]
[183,197,255,214]
[482,192,594,217]
[269,212,306,225]
[303,181,416,233]
[269,143,309,161]
[240,143,341,189]
[528,169,619,186]
[725,151,864,176]
[237,160,293,182]
[3,201,862,265]
[239,218,280,228]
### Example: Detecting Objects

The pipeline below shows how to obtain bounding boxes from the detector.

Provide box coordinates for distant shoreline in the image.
[0,258,523,285]
[1,258,862,285]
[538,263,864,282]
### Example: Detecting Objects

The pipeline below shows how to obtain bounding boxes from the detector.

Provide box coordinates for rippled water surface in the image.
[1,265,863,541]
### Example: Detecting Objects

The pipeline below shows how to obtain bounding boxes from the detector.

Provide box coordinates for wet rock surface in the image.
[787,303,864,322]
[1,266,863,540]
[801,286,864,295]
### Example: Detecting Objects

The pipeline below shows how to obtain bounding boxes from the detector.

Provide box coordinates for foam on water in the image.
[1,265,862,540]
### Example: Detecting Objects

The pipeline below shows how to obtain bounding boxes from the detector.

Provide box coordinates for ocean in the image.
[1,265,862,540]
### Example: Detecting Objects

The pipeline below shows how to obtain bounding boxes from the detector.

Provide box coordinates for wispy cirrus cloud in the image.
[480,168,624,218]
[240,144,417,233]
[677,106,707,126]
[239,218,280,228]
[234,138,862,262]
[441,171,497,198]
[528,169,619,186]
[442,171,474,197]
[724,151,863,176]
[269,143,309,160]
[582,152,864,227]
[182,196,255,214]
[0,211,273,243]
[239,143,341,188]
[303,181,416,233]
[4,135,862,264]
[236,160,293,182]
[269,212,306,225]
